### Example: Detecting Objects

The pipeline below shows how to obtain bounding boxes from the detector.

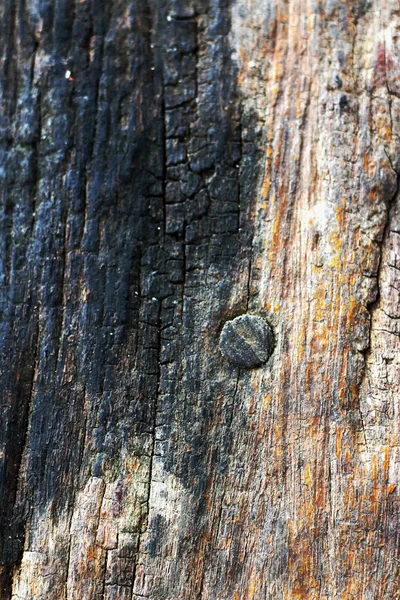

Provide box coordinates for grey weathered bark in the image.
[1,0,400,598]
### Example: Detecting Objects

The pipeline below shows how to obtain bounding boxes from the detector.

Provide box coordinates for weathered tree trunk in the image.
[1,0,400,598]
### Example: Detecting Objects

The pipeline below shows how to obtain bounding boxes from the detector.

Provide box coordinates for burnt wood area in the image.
[1,0,400,598]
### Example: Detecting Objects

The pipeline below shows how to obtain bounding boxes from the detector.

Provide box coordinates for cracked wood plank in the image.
[1,1,400,599]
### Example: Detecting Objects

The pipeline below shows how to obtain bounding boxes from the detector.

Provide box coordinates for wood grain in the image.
[1,1,400,598]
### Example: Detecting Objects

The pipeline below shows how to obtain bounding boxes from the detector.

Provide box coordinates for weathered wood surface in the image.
[1,0,400,598]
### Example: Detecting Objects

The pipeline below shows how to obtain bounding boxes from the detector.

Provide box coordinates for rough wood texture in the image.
[1,0,400,598]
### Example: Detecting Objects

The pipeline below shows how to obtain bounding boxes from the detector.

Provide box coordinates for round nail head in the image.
[219,314,275,369]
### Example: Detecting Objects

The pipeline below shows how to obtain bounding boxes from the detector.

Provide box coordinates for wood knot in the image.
[219,314,275,368]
